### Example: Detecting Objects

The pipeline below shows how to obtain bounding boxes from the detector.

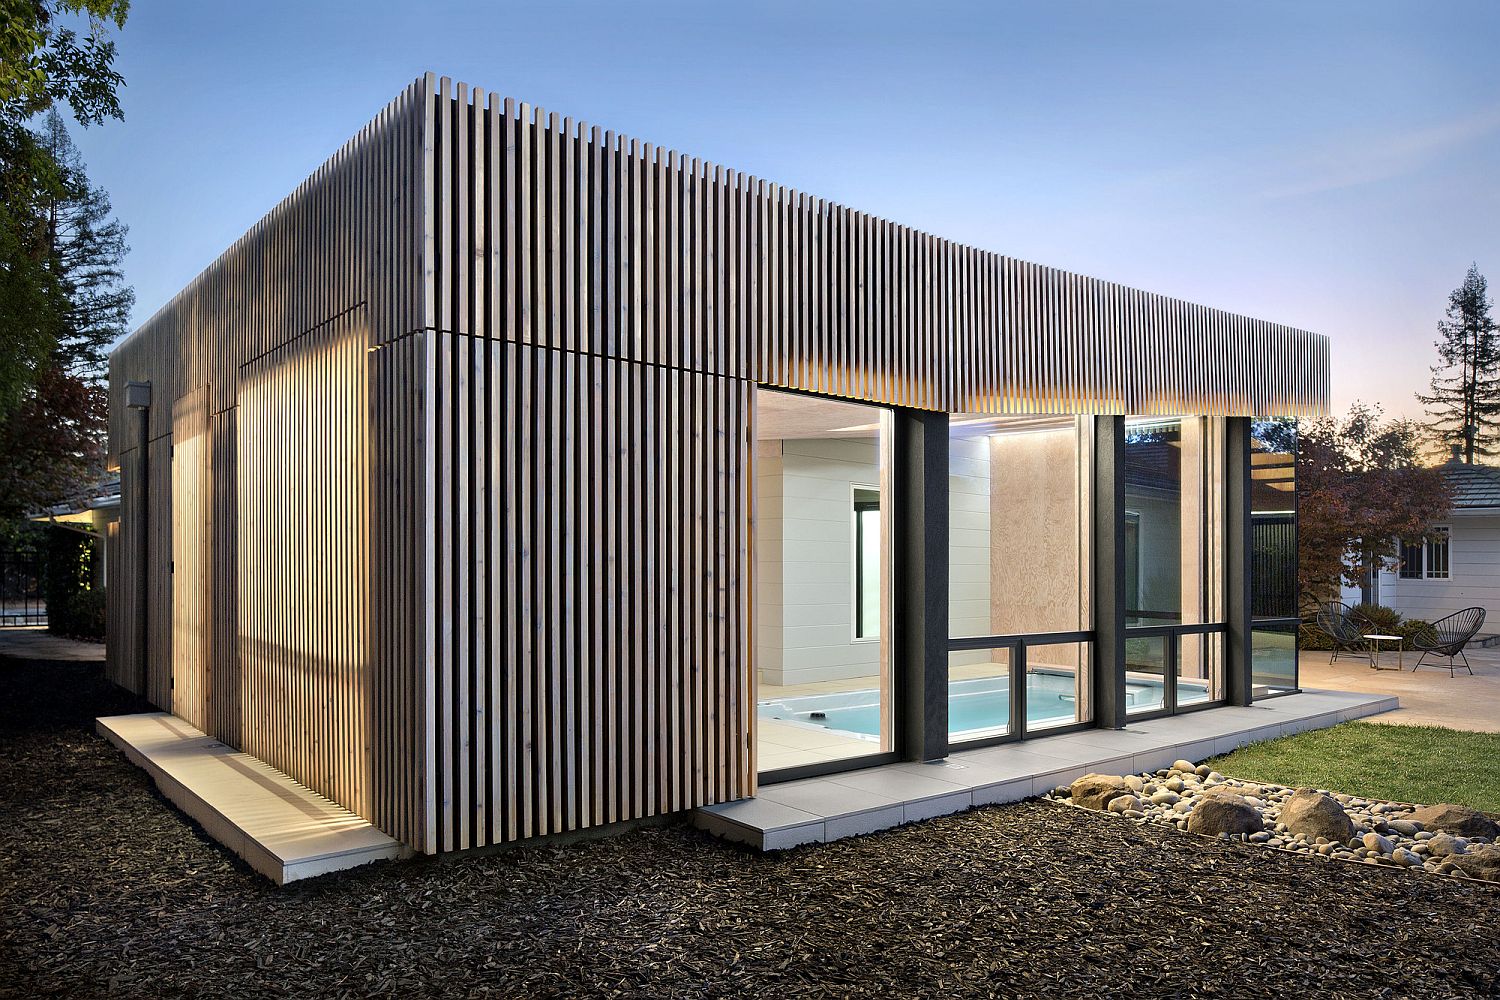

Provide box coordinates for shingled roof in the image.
[1442,459,1500,510]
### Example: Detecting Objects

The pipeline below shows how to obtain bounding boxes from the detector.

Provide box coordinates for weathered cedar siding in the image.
[108,73,1330,856]
[106,80,431,849]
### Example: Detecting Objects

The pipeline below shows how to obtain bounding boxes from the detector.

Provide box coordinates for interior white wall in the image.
[950,435,994,666]
[756,437,882,689]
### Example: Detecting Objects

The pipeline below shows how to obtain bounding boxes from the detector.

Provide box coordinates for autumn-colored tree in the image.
[1297,402,1453,605]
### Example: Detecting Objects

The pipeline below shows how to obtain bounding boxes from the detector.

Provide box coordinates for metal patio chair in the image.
[1412,607,1486,677]
[1313,601,1373,665]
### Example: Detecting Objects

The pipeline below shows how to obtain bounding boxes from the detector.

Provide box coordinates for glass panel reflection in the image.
[1251,419,1297,620]
[1252,624,1299,694]
[1126,635,1168,715]
[1177,632,1223,707]
[1123,417,1224,628]
[1027,641,1089,731]
[948,648,1011,742]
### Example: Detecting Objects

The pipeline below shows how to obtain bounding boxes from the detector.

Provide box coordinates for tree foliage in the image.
[1297,402,1453,603]
[0,0,129,126]
[1418,264,1500,463]
[0,111,129,519]
[0,1,129,520]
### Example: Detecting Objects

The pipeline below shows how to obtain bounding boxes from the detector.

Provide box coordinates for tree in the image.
[0,1,129,518]
[1418,264,1500,463]
[0,1,129,127]
[1297,402,1453,604]
[0,110,130,520]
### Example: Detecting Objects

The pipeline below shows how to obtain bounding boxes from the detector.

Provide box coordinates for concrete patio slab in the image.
[97,712,406,884]
[0,625,104,665]
[1299,648,1500,732]
[694,689,1397,850]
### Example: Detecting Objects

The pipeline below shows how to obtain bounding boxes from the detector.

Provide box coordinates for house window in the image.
[1400,527,1450,580]
[853,488,881,639]
[1426,526,1450,580]
[1399,539,1424,579]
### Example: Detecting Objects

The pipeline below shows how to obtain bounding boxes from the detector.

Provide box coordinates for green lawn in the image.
[1208,721,1500,812]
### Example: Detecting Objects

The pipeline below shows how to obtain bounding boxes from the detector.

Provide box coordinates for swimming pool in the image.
[758,671,1201,740]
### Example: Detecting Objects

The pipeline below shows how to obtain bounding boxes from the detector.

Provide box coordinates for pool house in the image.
[105,75,1321,864]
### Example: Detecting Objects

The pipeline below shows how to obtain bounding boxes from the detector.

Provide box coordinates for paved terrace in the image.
[695,689,1396,850]
[1299,647,1500,733]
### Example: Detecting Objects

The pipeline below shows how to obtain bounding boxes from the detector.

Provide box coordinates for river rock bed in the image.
[1053,759,1500,882]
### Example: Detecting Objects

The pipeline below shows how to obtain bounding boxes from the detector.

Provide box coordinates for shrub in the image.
[42,526,104,642]
[1300,602,1433,652]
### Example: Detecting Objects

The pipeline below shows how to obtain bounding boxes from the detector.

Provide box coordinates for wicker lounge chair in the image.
[1412,607,1486,677]
[1313,601,1374,665]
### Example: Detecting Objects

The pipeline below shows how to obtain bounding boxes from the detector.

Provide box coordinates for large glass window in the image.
[754,389,894,775]
[947,415,1093,744]
[1251,419,1298,695]
[1125,417,1226,714]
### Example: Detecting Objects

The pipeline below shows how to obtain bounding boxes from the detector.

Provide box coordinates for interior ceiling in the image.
[754,388,1077,441]
[755,389,880,440]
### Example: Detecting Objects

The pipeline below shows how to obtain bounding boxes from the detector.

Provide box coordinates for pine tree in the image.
[38,108,132,379]
[1419,265,1500,464]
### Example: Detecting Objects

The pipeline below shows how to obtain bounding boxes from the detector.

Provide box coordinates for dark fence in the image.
[0,544,46,627]
[1252,514,1297,619]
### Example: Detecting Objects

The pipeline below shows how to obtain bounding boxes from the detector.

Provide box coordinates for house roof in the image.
[1442,460,1500,509]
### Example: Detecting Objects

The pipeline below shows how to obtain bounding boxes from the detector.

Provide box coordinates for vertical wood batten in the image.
[107,75,1331,861]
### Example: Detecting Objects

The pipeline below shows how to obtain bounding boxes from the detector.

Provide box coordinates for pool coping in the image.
[694,689,1398,850]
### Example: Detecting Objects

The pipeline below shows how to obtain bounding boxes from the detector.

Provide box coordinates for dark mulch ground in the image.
[4,661,1500,999]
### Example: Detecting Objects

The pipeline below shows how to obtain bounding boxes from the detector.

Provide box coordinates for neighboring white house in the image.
[1347,457,1500,631]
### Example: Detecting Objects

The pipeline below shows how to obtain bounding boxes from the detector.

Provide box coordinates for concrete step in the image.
[97,712,406,884]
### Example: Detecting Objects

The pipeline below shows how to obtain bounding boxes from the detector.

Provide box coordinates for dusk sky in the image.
[71,0,1500,421]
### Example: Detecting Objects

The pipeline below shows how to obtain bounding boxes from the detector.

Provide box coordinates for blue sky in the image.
[69,0,1500,419]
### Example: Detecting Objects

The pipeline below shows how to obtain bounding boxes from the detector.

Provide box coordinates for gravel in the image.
[4,660,1500,999]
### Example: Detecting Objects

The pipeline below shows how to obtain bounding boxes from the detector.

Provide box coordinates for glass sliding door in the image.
[947,414,1093,746]
[753,388,895,777]
[1124,416,1226,716]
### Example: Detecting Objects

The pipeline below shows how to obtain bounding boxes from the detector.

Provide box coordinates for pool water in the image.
[759,671,1200,740]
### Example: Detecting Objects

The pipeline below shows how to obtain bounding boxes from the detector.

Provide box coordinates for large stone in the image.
[1453,846,1500,882]
[1409,804,1500,840]
[1280,788,1355,844]
[1106,794,1143,814]
[1070,774,1132,810]
[1186,792,1263,837]
[1426,833,1468,857]
[1362,832,1394,855]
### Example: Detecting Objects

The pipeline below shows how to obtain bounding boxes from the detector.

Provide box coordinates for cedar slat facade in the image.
[108,74,1329,855]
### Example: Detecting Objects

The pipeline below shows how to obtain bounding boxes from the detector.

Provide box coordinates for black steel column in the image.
[894,409,948,761]
[1092,415,1127,729]
[1225,416,1254,706]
